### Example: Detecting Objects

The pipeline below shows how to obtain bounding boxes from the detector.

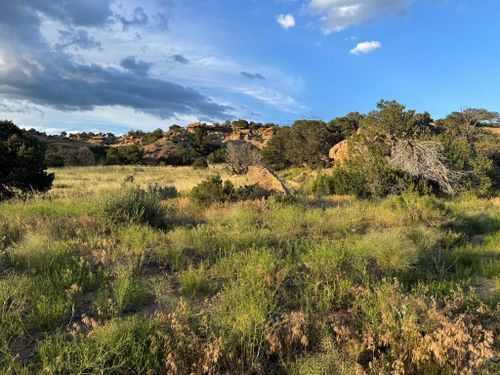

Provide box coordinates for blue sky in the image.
[0,0,499,134]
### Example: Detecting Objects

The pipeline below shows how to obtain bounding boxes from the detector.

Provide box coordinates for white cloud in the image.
[349,40,382,55]
[277,14,296,29]
[307,0,411,34]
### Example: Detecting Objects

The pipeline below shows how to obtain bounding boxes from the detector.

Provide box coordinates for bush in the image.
[190,176,273,206]
[148,184,178,200]
[98,187,166,228]
[106,144,144,165]
[207,148,227,164]
[192,158,208,170]
[262,120,334,170]
[52,146,96,166]
[234,184,272,201]
[160,150,193,166]
[45,152,65,167]
[324,101,499,198]
[311,174,335,197]
[0,120,54,200]
[190,175,234,206]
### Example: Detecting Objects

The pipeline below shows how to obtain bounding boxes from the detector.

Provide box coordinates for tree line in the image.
[0,101,498,200]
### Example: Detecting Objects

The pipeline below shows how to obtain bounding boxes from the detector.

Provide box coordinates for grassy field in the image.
[48,165,250,199]
[0,166,499,374]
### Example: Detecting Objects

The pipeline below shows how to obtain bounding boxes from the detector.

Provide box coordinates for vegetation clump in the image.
[190,175,273,206]
[0,120,54,200]
[98,186,166,228]
[192,158,209,170]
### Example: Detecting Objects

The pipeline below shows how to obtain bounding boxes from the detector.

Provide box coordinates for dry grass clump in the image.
[152,300,223,375]
[331,281,496,375]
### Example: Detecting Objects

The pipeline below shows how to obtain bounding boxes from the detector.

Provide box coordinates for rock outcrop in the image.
[247,165,289,195]
[329,140,349,165]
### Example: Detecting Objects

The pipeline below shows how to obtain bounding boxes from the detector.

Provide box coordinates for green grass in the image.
[0,166,498,374]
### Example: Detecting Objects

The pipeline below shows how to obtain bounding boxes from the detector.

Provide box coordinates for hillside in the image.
[30,122,277,166]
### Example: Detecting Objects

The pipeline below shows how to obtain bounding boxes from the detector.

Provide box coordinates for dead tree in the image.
[225,142,262,175]
[389,140,463,195]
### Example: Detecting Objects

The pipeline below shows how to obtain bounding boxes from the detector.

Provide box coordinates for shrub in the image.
[190,176,273,206]
[45,152,65,167]
[262,127,292,170]
[192,158,208,170]
[147,184,178,199]
[234,184,272,201]
[106,144,144,165]
[207,148,227,164]
[310,174,335,197]
[98,187,166,228]
[160,150,193,166]
[190,175,235,206]
[53,146,96,166]
[262,120,334,170]
[0,120,54,200]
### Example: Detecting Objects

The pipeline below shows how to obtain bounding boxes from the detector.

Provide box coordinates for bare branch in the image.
[225,142,262,175]
[389,140,464,194]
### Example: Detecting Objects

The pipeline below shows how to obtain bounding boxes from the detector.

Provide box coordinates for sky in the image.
[0,0,499,134]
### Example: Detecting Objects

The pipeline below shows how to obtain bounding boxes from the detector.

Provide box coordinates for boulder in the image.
[329,140,349,165]
[247,165,289,195]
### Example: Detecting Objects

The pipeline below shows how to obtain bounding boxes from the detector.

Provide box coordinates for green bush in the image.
[262,120,334,170]
[234,184,272,201]
[147,184,178,199]
[192,158,208,170]
[98,187,166,227]
[190,175,235,206]
[45,152,65,167]
[190,176,273,206]
[311,174,335,197]
[160,150,194,166]
[106,144,144,165]
[0,120,54,200]
[207,148,227,164]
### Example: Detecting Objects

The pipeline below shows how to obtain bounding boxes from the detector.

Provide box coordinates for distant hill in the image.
[26,121,278,167]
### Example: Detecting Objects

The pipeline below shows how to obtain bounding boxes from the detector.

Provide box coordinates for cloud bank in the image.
[0,0,232,120]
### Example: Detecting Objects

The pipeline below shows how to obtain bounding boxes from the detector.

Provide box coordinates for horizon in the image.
[1,1,499,134]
